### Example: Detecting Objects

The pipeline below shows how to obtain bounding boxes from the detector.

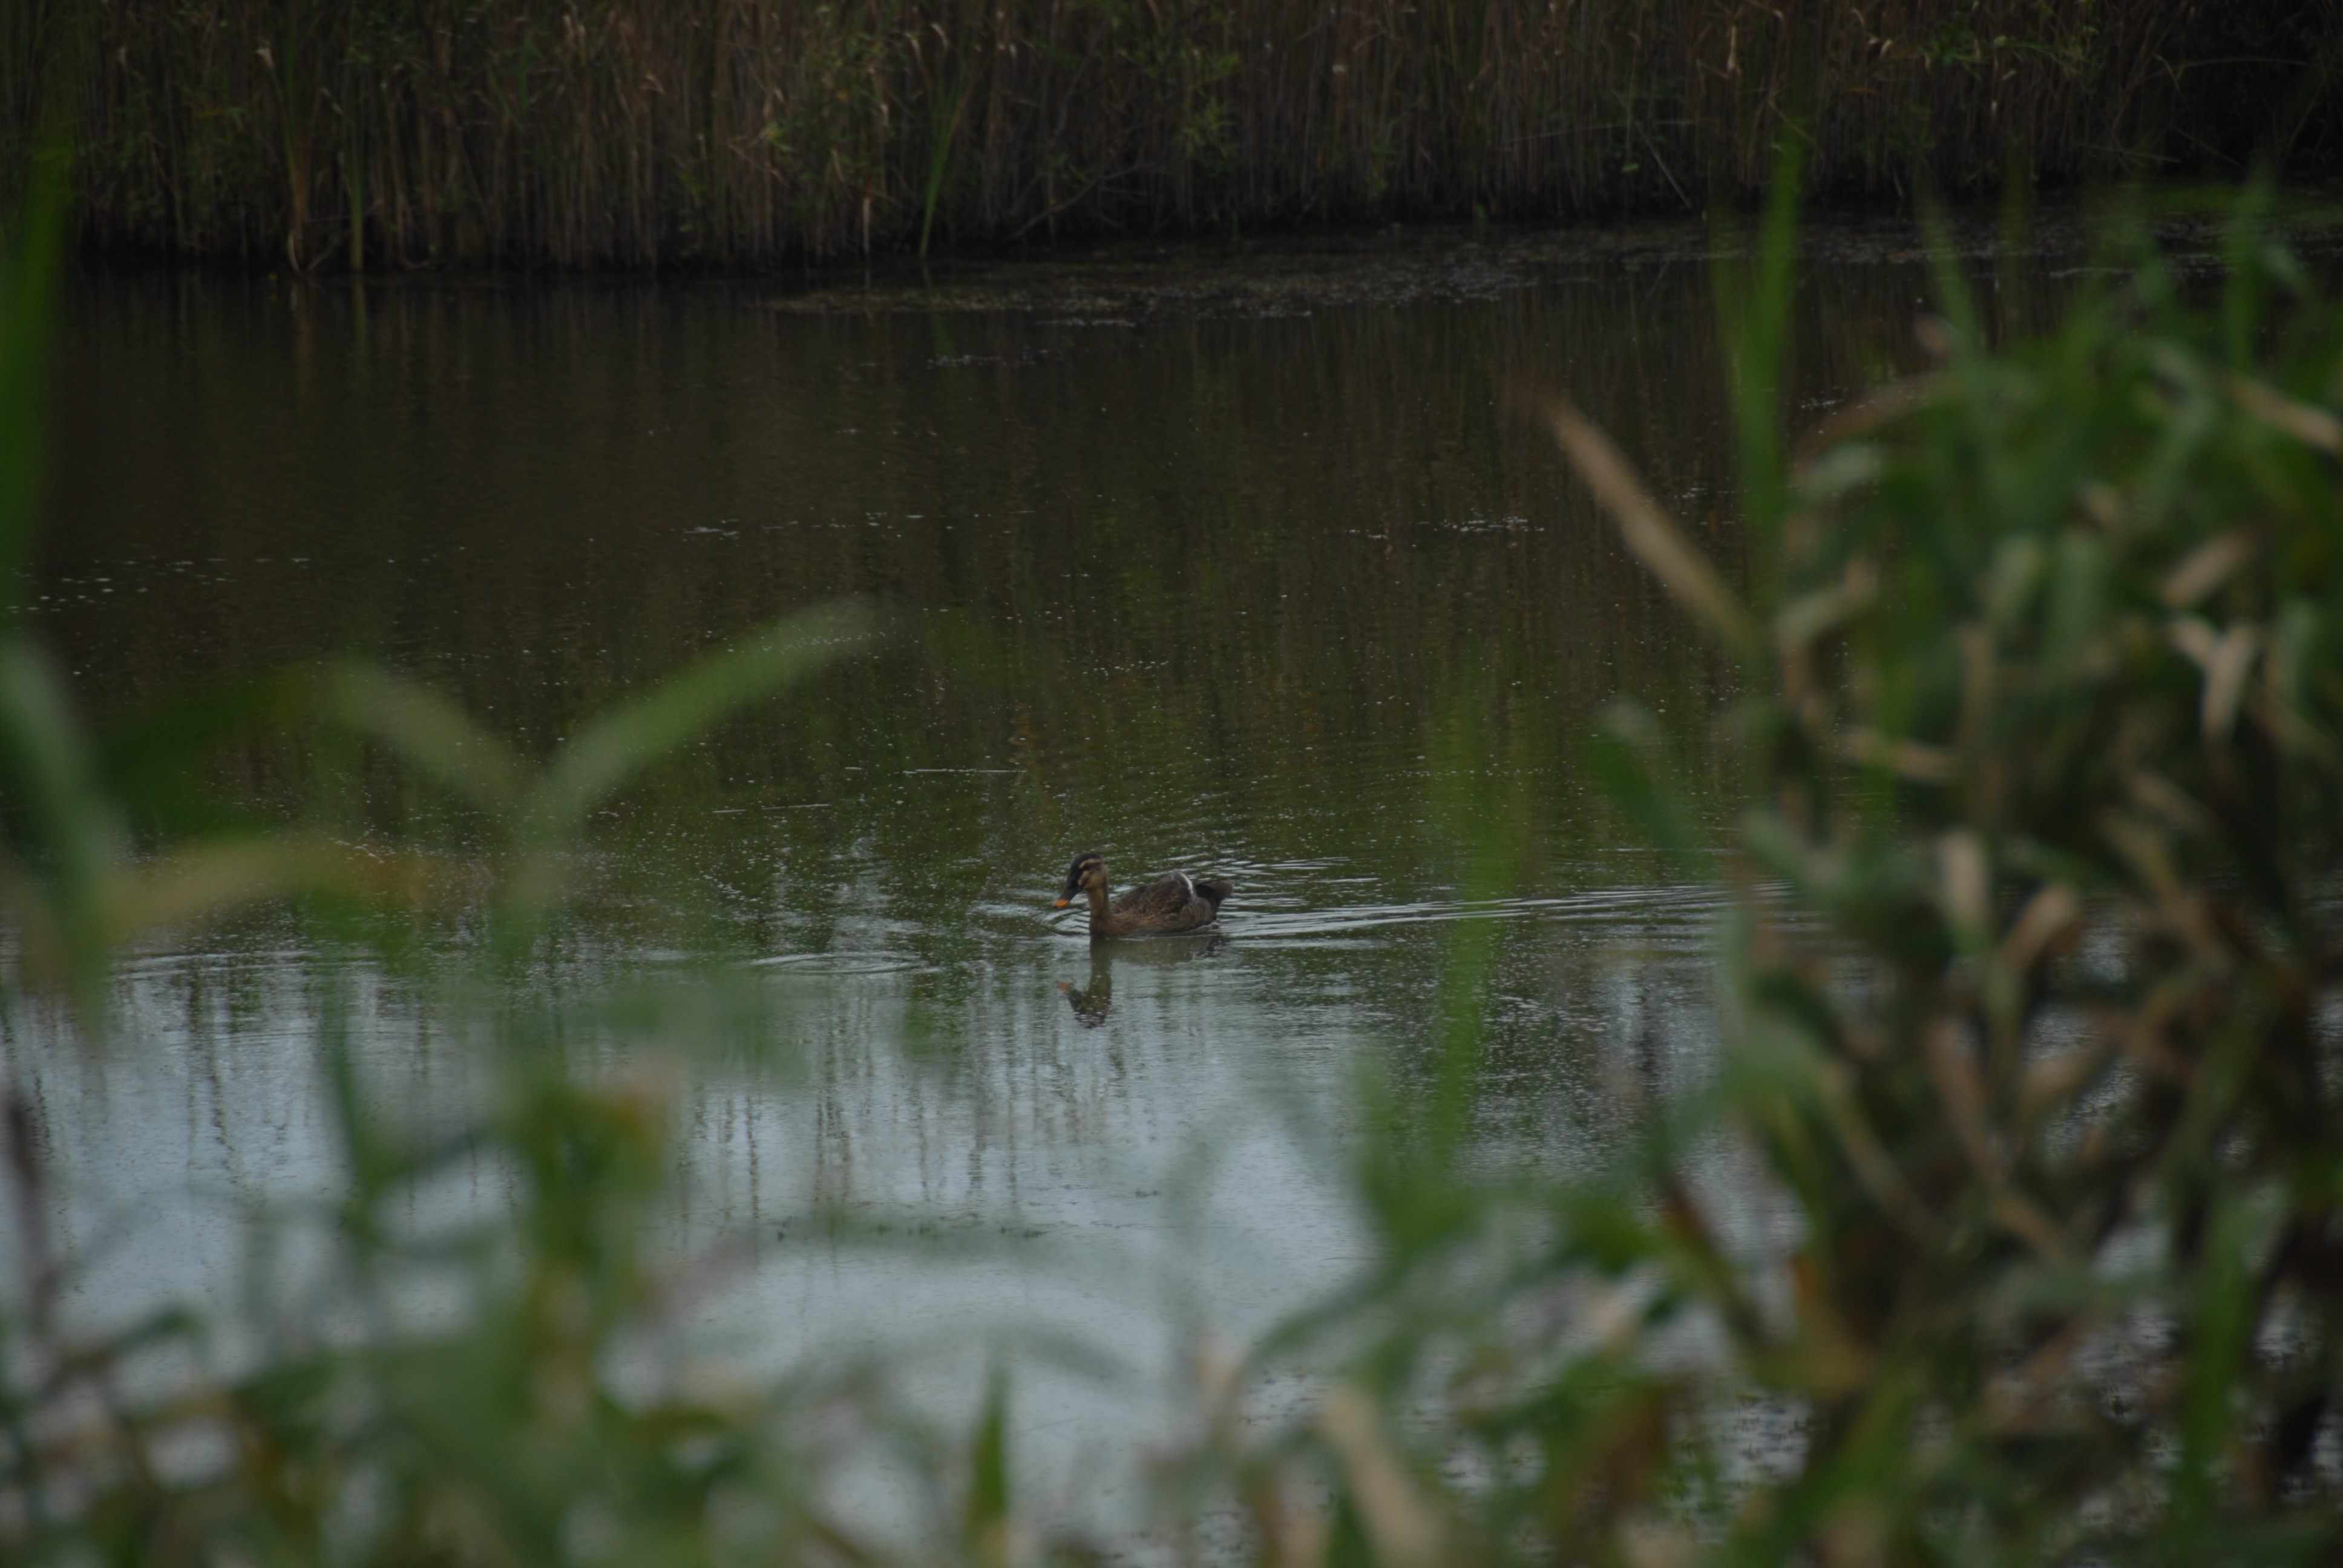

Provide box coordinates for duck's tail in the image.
[1195,879,1233,909]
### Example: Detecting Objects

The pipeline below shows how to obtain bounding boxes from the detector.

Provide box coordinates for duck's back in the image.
[1112,871,1230,931]
[1112,871,1198,918]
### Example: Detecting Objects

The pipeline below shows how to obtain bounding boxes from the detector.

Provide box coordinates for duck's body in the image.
[1054,852,1231,939]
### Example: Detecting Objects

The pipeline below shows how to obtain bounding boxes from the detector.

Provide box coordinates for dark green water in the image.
[19,215,2050,1538]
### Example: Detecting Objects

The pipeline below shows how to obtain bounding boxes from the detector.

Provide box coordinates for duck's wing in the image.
[1177,879,1231,928]
[1112,871,1196,918]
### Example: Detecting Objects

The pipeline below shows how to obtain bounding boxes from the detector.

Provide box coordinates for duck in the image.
[1052,852,1231,939]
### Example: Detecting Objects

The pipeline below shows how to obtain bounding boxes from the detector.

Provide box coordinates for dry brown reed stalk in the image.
[8,0,2324,270]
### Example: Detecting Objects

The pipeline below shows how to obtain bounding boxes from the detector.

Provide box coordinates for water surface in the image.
[19,212,2076,1538]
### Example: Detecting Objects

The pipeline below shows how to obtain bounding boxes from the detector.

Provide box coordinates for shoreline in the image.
[54,186,2343,300]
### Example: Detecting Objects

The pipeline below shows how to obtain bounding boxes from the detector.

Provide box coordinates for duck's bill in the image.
[1052,897,1073,909]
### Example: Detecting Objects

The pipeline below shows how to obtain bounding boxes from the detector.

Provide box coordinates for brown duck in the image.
[1052,852,1231,938]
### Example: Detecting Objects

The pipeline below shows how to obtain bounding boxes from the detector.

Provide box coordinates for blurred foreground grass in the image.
[1199,185,2343,1564]
[9,171,2343,1564]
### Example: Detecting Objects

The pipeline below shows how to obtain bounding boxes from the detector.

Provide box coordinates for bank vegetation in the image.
[5,0,2341,269]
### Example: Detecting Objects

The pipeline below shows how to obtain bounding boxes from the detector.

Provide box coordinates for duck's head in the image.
[1054,852,1107,908]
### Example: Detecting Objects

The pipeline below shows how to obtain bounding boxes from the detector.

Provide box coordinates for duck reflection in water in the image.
[1058,952,1115,1027]
[1057,932,1228,1027]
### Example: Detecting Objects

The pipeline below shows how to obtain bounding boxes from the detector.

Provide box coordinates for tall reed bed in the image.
[10,0,2332,269]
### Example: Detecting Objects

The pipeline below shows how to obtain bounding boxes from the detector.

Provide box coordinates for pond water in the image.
[19,213,2074,1542]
